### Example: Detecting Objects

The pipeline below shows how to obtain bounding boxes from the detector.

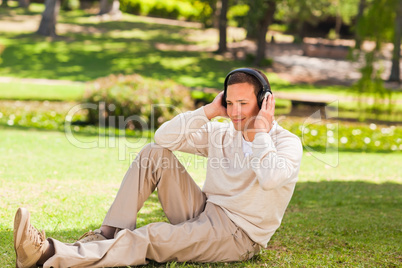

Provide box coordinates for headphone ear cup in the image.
[221,91,227,108]
[257,90,265,109]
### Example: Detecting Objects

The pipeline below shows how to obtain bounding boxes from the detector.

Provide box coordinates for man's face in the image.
[226,82,260,132]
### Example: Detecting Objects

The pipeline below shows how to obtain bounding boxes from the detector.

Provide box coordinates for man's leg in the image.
[14,143,208,266]
[44,203,260,268]
[100,143,206,235]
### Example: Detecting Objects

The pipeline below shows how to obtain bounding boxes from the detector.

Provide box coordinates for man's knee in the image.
[133,143,177,172]
[135,143,176,165]
[139,143,172,157]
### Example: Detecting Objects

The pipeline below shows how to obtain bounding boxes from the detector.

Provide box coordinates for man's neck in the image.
[242,130,257,142]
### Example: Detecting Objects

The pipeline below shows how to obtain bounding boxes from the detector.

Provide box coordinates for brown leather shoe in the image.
[14,208,49,268]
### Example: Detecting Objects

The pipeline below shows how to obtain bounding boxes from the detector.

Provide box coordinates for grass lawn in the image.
[1,4,402,126]
[0,80,85,101]
[0,126,401,267]
[1,4,401,100]
[0,4,240,88]
[0,5,401,266]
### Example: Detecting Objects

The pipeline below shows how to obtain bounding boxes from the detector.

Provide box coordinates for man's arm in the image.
[250,131,303,191]
[154,92,228,156]
[251,94,302,190]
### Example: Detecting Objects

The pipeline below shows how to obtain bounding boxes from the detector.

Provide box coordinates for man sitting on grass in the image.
[13,68,302,268]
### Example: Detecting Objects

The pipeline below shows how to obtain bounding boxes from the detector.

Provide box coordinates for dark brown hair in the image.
[226,68,270,96]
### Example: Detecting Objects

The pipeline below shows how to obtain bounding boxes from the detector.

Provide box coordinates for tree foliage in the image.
[354,0,399,118]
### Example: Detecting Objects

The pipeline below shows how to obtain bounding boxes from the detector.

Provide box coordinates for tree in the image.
[354,0,398,118]
[354,0,367,49]
[37,0,60,36]
[389,0,402,82]
[1,0,8,7]
[277,0,328,41]
[217,0,229,53]
[99,0,122,18]
[18,0,30,8]
[251,0,277,66]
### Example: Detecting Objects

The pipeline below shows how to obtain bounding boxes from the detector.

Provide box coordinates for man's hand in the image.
[254,94,275,133]
[204,92,229,120]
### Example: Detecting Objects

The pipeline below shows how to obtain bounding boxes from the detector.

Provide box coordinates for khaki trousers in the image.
[44,143,260,268]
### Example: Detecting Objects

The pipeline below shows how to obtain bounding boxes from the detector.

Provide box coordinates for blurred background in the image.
[0,0,401,146]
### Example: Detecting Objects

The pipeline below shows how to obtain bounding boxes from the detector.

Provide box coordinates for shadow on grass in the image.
[270,180,402,266]
[1,181,401,267]
[0,16,243,87]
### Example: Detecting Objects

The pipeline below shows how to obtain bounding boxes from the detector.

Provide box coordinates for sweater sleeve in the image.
[250,130,303,191]
[154,107,210,157]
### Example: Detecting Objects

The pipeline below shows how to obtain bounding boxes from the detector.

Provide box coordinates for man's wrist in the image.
[203,104,217,120]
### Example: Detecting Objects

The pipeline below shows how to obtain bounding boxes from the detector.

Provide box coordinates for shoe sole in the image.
[14,208,29,268]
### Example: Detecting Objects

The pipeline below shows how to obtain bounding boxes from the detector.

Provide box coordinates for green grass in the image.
[0,5,240,88]
[0,4,400,98]
[0,80,85,101]
[0,7,401,266]
[1,100,401,152]
[1,4,402,124]
[0,126,401,267]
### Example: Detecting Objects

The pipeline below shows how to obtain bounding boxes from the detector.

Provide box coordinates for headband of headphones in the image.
[222,68,272,108]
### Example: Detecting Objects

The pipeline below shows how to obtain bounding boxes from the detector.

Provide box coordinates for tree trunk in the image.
[99,0,121,17]
[217,0,228,53]
[1,0,8,7]
[296,21,306,42]
[254,0,276,66]
[18,0,30,8]
[212,0,220,28]
[355,0,366,49]
[389,0,402,82]
[246,1,258,40]
[335,14,342,38]
[37,0,60,37]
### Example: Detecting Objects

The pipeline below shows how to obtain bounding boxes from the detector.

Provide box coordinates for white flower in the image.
[303,128,309,134]
[375,141,381,146]
[369,123,377,130]
[364,137,371,144]
[328,137,335,144]
[352,129,361,135]
[327,130,334,137]
[65,115,72,122]
[381,128,391,134]
[340,137,348,144]
[311,130,318,136]
[7,120,14,126]
[9,114,15,120]
[0,112,2,118]
[391,145,397,151]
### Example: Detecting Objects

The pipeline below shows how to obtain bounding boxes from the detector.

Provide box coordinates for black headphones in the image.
[221,68,272,109]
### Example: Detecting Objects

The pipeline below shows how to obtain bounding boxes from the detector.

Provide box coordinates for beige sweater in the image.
[154,107,303,247]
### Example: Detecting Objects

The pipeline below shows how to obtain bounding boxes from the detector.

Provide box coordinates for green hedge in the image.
[1,104,400,152]
[83,74,194,129]
[119,0,212,23]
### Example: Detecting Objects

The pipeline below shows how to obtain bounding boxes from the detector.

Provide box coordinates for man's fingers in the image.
[261,95,268,110]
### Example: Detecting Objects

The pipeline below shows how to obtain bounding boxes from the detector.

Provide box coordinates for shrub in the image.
[83,74,194,130]
[119,0,212,24]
